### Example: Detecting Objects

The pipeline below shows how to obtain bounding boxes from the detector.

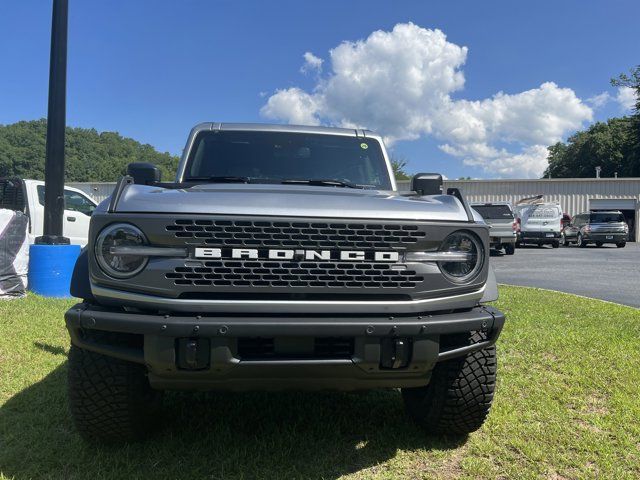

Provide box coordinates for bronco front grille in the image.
[165,260,423,289]
[165,219,426,249]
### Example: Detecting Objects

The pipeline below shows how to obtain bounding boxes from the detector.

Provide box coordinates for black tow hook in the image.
[176,338,211,370]
[380,337,411,369]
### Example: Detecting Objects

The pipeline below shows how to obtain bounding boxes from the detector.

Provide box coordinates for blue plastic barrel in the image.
[28,244,81,298]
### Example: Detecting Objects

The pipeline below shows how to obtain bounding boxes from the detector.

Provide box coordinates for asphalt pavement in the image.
[491,242,640,308]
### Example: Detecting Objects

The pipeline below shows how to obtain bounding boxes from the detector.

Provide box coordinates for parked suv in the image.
[561,211,628,248]
[65,123,505,444]
[471,202,516,255]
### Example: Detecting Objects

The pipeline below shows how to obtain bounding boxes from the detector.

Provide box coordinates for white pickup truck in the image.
[0,178,97,246]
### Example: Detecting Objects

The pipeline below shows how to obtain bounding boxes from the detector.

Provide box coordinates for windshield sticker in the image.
[360,143,368,150]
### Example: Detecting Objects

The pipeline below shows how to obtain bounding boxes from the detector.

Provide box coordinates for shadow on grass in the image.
[0,362,464,480]
[33,342,67,356]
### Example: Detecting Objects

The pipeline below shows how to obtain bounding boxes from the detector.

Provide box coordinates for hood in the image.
[109,183,470,221]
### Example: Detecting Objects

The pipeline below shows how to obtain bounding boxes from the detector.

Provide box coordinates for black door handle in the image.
[67,216,76,222]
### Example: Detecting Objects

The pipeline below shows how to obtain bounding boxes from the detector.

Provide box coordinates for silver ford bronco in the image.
[65,123,505,443]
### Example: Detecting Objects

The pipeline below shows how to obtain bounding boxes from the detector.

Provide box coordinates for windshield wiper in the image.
[186,176,251,183]
[281,178,362,189]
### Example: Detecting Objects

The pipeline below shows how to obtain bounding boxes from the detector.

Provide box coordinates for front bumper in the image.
[65,304,505,391]
[91,284,486,314]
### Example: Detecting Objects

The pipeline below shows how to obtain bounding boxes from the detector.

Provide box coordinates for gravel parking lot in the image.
[492,242,640,308]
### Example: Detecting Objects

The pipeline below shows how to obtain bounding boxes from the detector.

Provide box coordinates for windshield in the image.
[183,131,392,189]
[590,212,624,223]
[472,205,513,219]
[516,205,560,219]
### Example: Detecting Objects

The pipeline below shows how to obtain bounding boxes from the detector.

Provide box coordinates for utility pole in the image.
[28,0,79,299]
[38,0,69,244]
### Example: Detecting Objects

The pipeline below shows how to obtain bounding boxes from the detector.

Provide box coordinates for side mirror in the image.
[127,162,161,185]
[411,173,443,196]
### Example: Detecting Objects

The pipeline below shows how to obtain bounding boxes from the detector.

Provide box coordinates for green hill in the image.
[0,119,179,182]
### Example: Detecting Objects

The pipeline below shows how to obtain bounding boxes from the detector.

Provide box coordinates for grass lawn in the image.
[1,286,639,479]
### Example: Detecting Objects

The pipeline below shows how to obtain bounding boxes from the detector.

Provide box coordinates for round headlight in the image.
[95,223,148,278]
[438,231,484,283]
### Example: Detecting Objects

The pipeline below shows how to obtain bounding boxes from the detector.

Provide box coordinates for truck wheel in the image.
[551,241,560,248]
[402,332,497,436]
[68,345,163,443]
[595,241,603,247]
[504,243,515,255]
[616,241,626,248]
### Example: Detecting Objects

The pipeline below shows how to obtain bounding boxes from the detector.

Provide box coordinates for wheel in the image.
[68,345,163,443]
[504,243,515,255]
[515,241,521,248]
[577,234,587,248]
[595,242,603,247]
[551,241,560,248]
[616,241,626,248]
[402,332,497,436]
[561,233,570,247]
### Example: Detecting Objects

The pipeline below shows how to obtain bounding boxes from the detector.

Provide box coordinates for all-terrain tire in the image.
[504,243,515,255]
[68,345,163,443]
[402,332,497,436]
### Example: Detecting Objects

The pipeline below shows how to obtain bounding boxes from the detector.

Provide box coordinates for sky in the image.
[0,0,637,179]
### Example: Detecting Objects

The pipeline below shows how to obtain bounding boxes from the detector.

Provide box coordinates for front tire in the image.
[402,332,497,435]
[68,346,163,444]
[504,243,515,255]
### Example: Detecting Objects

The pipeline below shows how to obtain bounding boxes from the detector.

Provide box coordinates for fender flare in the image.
[70,248,95,302]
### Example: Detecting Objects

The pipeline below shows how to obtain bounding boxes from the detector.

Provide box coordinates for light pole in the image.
[38,0,69,244]
[28,0,81,298]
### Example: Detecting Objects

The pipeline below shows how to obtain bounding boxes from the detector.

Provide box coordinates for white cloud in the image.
[586,91,611,109]
[261,87,322,125]
[300,52,323,74]
[261,23,593,178]
[616,86,636,111]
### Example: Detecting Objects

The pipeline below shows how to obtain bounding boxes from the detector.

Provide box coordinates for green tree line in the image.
[0,119,179,181]
[544,67,640,178]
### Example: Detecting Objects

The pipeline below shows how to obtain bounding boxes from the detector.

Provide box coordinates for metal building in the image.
[398,178,640,241]
[68,182,115,204]
[73,178,640,242]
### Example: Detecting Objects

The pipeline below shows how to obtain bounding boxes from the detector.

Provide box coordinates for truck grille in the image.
[166,260,423,289]
[166,219,426,249]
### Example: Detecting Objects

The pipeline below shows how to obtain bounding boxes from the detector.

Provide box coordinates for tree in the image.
[543,66,640,178]
[611,66,640,113]
[390,155,410,180]
[0,119,179,181]
[611,66,640,177]
[544,118,634,178]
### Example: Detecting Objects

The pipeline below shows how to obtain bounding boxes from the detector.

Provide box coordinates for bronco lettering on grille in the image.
[194,248,400,262]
